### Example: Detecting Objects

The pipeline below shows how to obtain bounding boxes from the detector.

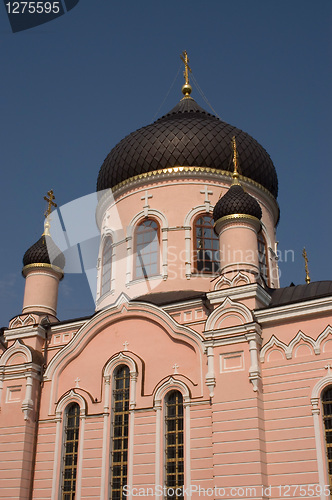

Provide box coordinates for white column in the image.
[161,228,168,280]
[154,400,162,500]
[127,372,137,500]
[184,398,191,499]
[100,375,111,500]
[51,413,62,500]
[205,346,215,397]
[76,412,86,500]
[311,398,329,500]
[126,236,132,286]
[184,226,191,279]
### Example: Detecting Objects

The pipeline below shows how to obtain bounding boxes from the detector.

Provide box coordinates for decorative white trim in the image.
[4,324,46,343]
[204,297,253,332]
[255,296,332,324]
[207,283,271,307]
[101,359,137,500]
[52,391,86,500]
[153,378,191,500]
[96,232,116,302]
[311,377,332,500]
[126,209,169,282]
[0,339,32,367]
[213,271,251,291]
[45,300,204,415]
[205,346,215,397]
[9,314,37,329]
[55,389,87,415]
[261,326,332,363]
[260,335,287,362]
[100,375,110,500]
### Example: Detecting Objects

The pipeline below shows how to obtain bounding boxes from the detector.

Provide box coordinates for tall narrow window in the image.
[101,237,113,295]
[61,403,80,500]
[194,214,219,273]
[322,387,332,491]
[135,219,159,279]
[258,232,269,284]
[110,365,130,500]
[165,391,184,499]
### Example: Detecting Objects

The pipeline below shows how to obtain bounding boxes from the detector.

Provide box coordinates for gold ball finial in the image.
[182,83,192,96]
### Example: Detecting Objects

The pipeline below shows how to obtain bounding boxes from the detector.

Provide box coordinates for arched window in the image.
[165,390,184,499]
[135,219,159,279]
[61,403,80,500]
[101,237,113,296]
[110,365,130,500]
[258,232,269,284]
[322,387,332,490]
[194,214,219,274]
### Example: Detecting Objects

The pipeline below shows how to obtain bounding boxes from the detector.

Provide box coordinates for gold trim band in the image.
[22,263,64,279]
[110,166,276,200]
[214,213,261,234]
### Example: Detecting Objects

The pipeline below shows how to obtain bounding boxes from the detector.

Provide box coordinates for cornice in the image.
[206,283,271,307]
[254,296,332,325]
[4,324,46,342]
[204,321,262,345]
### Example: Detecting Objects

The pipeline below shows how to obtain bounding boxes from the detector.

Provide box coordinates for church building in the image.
[1,53,332,500]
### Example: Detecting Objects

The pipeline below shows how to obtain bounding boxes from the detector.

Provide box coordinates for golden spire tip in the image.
[302,247,311,284]
[180,50,192,98]
[231,136,240,185]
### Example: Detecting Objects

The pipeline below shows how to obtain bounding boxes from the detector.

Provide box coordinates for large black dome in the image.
[97,97,278,197]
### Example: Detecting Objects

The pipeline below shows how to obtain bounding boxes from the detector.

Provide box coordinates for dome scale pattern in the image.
[213,184,262,222]
[97,97,278,198]
[23,235,65,270]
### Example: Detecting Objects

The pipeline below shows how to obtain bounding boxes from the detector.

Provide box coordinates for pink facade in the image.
[1,83,332,500]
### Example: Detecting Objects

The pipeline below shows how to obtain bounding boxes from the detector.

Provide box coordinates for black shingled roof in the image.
[267,281,332,308]
[97,97,278,197]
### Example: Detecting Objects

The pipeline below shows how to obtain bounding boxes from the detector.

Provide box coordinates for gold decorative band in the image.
[111,166,275,200]
[215,213,261,224]
[214,213,261,234]
[22,263,64,279]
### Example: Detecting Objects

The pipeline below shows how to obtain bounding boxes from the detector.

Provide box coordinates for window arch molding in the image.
[311,376,332,497]
[257,226,270,286]
[55,390,87,417]
[52,391,86,500]
[127,209,169,283]
[192,212,219,275]
[183,205,215,278]
[133,217,160,281]
[153,378,191,497]
[100,354,138,499]
[97,230,117,303]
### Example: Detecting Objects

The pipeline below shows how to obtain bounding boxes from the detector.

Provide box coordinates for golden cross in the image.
[180,50,192,86]
[231,136,240,184]
[44,189,57,218]
[302,247,311,284]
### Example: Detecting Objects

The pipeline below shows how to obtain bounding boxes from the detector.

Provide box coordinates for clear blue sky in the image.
[1,0,331,322]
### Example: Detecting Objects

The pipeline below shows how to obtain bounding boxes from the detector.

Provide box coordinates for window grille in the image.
[194,215,219,273]
[322,387,332,493]
[165,391,184,499]
[110,365,130,500]
[62,403,80,500]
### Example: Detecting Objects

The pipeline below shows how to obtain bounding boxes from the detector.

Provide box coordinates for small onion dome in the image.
[22,234,65,273]
[213,184,262,223]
